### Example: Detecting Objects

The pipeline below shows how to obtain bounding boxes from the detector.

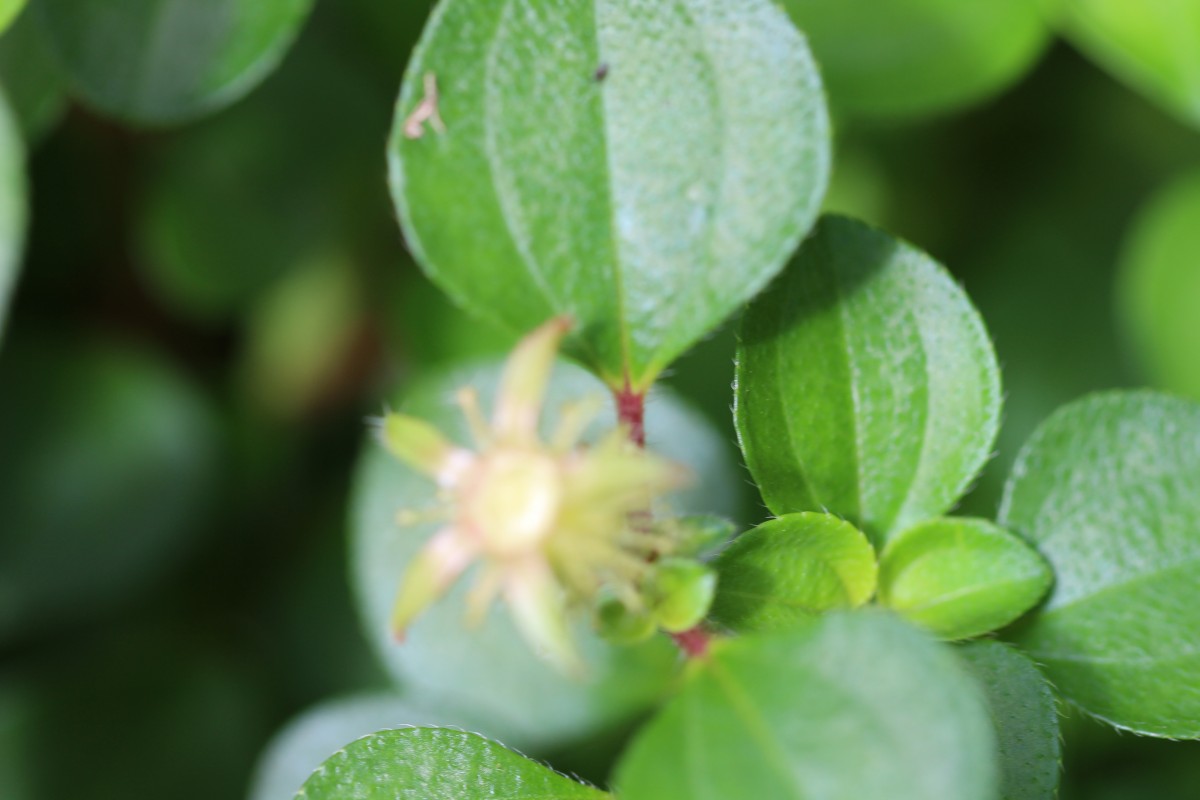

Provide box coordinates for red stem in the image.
[670,627,712,659]
[614,382,646,448]
[615,381,713,659]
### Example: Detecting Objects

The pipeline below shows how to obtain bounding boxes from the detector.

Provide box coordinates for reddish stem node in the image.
[614,383,646,448]
[671,627,712,659]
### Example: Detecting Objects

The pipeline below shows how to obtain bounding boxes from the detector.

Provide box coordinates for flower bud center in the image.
[465,450,562,555]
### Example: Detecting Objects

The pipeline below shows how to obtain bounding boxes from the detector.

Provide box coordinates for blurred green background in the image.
[1,0,1198,797]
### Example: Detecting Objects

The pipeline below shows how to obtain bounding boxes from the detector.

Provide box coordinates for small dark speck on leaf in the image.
[594,63,609,82]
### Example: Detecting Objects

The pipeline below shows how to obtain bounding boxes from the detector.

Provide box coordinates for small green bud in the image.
[595,596,657,645]
[648,558,717,633]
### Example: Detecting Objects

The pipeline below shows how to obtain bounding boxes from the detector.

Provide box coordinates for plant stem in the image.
[615,382,713,659]
[671,628,712,659]
[614,382,646,448]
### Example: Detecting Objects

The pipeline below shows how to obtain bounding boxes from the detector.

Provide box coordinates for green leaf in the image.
[298,727,609,800]
[0,6,69,143]
[878,517,1052,641]
[709,512,876,634]
[736,215,1002,544]
[0,89,22,340]
[1064,0,1200,128]
[1118,171,1200,400]
[0,0,25,35]
[249,694,494,800]
[350,358,740,750]
[0,339,219,642]
[1000,390,1200,738]
[35,0,314,125]
[958,641,1061,800]
[614,612,999,800]
[779,0,1053,120]
[389,0,830,389]
[295,734,604,800]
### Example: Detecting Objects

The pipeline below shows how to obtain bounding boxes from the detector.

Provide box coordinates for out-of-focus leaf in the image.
[135,31,387,320]
[27,624,271,800]
[709,512,877,634]
[390,0,830,389]
[736,215,1002,544]
[959,641,1062,800]
[350,359,739,750]
[1001,391,1200,738]
[0,339,219,642]
[780,0,1053,120]
[1118,171,1200,399]
[0,0,23,34]
[878,517,1052,641]
[0,89,22,341]
[298,728,610,799]
[235,252,363,419]
[249,694,492,800]
[0,6,68,143]
[1064,0,1200,128]
[614,612,999,800]
[0,678,32,800]
[35,0,315,125]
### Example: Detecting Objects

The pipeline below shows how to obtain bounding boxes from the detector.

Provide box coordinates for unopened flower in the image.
[379,317,686,673]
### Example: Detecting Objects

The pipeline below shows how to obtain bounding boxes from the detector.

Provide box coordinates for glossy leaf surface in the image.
[297,727,609,799]
[615,612,999,800]
[1065,0,1200,127]
[1118,171,1200,399]
[1000,391,1200,737]
[879,517,1052,641]
[351,359,739,749]
[736,215,1002,544]
[36,0,314,125]
[780,0,1052,120]
[959,641,1061,800]
[710,512,876,633]
[390,0,830,389]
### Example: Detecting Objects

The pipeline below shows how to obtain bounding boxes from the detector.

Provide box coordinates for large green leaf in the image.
[736,215,1002,544]
[1000,391,1200,737]
[709,511,877,634]
[779,0,1053,120]
[298,728,609,799]
[389,0,830,390]
[959,641,1061,800]
[1118,171,1200,400]
[35,0,314,125]
[350,358,740,749]
[614,612,999,800]
[878,517,1052,641]
[1064,0,1200,128]
[0,339,219,642]
[0,6,68,143]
